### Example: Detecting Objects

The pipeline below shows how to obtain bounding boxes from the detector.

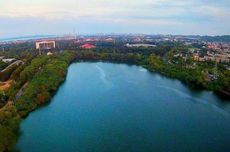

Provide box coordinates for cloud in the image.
[1,0,229,22]
[0,0,229,37]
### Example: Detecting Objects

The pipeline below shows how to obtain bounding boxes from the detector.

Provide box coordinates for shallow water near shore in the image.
[16,62,230,152]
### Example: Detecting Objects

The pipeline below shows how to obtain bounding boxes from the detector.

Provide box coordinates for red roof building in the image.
[80,44,96,49]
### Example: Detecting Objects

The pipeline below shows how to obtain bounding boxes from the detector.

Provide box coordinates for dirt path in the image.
[0,80,12,91]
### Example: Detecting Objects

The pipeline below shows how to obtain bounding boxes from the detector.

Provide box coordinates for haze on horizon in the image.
[0,0,230,38]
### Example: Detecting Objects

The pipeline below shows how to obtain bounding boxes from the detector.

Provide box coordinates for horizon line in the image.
[1,33,230,40]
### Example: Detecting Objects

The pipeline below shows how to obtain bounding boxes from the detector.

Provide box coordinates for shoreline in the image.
[73,57,230,100]
[0,52,75,151]
[15,62,230,152]
[0,51,229,151]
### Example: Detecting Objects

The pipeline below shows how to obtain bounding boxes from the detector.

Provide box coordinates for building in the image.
[36,40,56,50]
[36,40,56,55]
[193,53,230,63]
[80,44,96,49]
[126,43,156,48]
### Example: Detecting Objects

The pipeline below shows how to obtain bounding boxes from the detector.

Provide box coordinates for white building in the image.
[126,43,156,48]
[36,40,56,55]
[36,40,56,50]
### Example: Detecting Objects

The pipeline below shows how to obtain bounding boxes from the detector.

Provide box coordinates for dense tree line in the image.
[73,50,230,98]
[0,61,8,71]
[15,52,75,117]
[75,51,143,64]
[0,62,22,82]
[201,35,230,42]
[0,103,20,151]
[0,42,36,58]
[0,52,75,152]
[147,55,230,96]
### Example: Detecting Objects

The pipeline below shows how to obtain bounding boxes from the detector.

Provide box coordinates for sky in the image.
[0,0,230,38]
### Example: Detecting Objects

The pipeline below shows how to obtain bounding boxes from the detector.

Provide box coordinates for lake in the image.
[16,62,230,152]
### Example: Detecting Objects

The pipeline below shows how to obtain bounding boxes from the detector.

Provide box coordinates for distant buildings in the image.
[80,44,96,49]
[193,52,230,63]
[105,38,114,42]
[35,40,56,55]
[125,43,156,48]
[36,40,56,50]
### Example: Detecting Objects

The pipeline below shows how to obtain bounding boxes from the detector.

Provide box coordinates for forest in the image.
[0,52,75,151]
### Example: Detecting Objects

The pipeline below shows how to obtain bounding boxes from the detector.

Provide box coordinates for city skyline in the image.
[0,0,230,38]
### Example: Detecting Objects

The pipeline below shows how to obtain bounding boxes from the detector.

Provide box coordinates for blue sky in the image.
[0,0,230,38]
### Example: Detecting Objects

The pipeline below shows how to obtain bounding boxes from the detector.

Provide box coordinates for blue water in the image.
[0,35,57,42]
[16,62,230,152]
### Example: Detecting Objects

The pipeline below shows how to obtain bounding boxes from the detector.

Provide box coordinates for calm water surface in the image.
[17,62,230,152]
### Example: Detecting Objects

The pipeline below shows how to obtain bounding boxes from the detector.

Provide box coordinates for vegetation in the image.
[0,52,75,152]
[201,35,230,42]
[0,103,20,151]
[0,41,229,151]
[73,50,230,97]
[15,52,75,117]
[0,61,8,71]
[0,62,21,82]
